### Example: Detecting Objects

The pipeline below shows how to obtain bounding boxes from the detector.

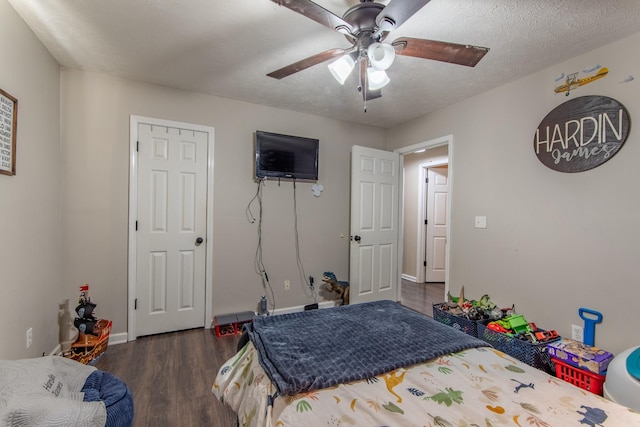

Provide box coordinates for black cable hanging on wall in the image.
[292,179,317,303]
[246,177,275,313]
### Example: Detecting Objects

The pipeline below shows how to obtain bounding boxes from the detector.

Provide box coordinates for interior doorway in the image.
[127,116,215,341]
[422,164,449,282]
[396,135,452,297]
[349,145,400,304]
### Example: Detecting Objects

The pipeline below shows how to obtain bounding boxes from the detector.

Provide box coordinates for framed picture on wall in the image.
[0,88,17,176]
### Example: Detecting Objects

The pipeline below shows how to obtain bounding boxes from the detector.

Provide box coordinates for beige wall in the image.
[0,0,61,359]
[402,146,448,279]
[387,32,640,355]
[59,69,386,339]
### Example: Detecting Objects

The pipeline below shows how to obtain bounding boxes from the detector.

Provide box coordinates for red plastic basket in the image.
[552,357,606,395]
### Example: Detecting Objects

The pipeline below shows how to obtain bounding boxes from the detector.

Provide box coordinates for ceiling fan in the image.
[267,0,489,103]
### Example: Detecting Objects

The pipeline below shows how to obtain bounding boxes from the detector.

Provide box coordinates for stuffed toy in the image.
[322,272,350,305]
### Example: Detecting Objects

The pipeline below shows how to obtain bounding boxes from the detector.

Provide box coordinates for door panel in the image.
[425,166,448,282]
[136,124,208,336]
[350,146,400,303]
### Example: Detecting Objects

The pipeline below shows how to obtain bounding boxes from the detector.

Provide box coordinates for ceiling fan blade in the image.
[267,48,349,79]
[376,0,431,31]
[359,57,382,101]
[392,37,489,67]
[271,0,354,35]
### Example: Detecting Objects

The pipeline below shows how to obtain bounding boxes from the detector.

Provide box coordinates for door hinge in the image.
[135,220,138,231]
[136,140,139,152]
[134,298,137,310]
[425,177,429,183]
[423,261,427,267]
[424,219,428,225]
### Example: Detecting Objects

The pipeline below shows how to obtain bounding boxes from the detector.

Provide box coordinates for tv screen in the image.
[255,131,319,181]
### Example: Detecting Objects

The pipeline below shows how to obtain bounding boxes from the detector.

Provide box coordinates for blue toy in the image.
[579,307,603,346]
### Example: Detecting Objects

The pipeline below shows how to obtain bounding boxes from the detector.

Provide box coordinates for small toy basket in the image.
[553,357,605,395]
[477,322,559,373]
[214,311,254,337]
[432,304,480,337]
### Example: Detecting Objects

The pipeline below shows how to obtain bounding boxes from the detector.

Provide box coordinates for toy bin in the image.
[477,321,559,374]
[432,303,480,338]
[214,311,254,337]
[553,357,605,395]
[547,338,613,374]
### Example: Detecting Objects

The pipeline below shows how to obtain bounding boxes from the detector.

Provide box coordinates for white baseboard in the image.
[272,300,337,315]
[65,303,333,349]
[108,332,128,346]
[114,302,338,347]
[209,300,339,327]
[49,344,62,356]
[401,273,417,282]
[49,331,129,355]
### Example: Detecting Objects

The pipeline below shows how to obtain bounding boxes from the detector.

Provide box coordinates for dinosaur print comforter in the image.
[213,343,640,427]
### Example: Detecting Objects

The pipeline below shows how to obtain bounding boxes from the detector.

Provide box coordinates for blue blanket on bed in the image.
[246,300,488,396]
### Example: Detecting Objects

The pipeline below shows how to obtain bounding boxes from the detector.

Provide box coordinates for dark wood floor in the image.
[94,281,444,427]
[94,328,240,427]
[400,279,445,317]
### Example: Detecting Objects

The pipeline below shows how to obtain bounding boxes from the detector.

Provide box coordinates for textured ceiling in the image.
[8,0,640,128]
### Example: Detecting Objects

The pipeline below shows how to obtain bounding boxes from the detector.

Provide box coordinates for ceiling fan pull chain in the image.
[357,53,363,95]
[356,52,367,113]
[363,62,368,113]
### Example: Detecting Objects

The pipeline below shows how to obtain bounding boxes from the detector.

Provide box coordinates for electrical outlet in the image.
[571,324,584,342]
[284,280,290,291]
[26,328,33,348]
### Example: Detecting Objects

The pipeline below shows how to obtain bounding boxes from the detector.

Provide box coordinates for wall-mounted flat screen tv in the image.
[255,130,319,181]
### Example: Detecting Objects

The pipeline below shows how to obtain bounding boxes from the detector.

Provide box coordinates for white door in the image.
[135,123,208,336]
[349,145,400,303]
[425,166,448,282]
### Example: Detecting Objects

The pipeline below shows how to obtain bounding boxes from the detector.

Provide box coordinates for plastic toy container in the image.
[547,338,613,374]
[214,311,254,337]
[477,321,559,374]
[432,303,480,337]
[553,357,605,395]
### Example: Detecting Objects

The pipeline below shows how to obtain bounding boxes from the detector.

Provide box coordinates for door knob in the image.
[195,237,204,246]
[351,235,361,243]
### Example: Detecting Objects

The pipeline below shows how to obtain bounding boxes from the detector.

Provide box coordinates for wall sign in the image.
[0,88,17,176]
[533,95,630,173]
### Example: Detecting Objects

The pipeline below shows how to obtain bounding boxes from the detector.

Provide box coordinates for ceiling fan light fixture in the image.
[328,55,356,85]
[372,18,395,40]
[367,68,390,91]
[367,43,396,71]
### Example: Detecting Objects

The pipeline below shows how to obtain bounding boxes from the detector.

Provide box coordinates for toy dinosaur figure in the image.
[446,285,465,307]
[322,272,350,305]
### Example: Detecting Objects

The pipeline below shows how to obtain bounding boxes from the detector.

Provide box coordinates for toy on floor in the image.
[486,314,559,343]
[63,284,112,365]
[441,288,522,323]
[322,272,350,305]
[443,287,502,321]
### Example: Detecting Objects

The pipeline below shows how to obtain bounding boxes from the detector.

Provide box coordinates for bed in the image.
[212,300,640,427]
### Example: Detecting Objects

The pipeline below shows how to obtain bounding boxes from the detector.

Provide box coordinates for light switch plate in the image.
[475,216,487,229]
